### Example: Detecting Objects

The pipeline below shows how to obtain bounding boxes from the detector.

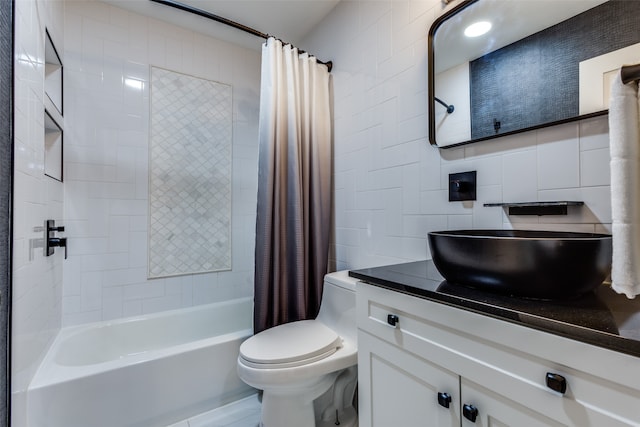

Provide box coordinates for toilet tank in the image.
[316,271,358,345]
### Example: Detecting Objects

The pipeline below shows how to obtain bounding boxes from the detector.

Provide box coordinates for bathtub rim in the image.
[29,296,254,390]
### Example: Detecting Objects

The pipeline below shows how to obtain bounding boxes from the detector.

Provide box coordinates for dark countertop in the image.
[349,260,640,358]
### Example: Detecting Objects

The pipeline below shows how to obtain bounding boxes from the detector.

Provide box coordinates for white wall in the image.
[302,0,611,271]
[12,0,65,423]
[62,1,261,326]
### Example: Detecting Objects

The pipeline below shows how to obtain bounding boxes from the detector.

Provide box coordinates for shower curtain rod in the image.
[149,0,333,72]
[621,63,640,84]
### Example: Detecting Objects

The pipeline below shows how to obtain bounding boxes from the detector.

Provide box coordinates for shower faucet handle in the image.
[47,220,65,232]
[48,238,68,259]
[44,219,67,259]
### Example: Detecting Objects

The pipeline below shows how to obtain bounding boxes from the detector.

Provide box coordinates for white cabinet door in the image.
[358,330,460,427]
[459,377,565,427]
[460,373,640,427]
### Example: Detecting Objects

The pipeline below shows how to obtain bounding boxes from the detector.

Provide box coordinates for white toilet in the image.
[237,270,359,427]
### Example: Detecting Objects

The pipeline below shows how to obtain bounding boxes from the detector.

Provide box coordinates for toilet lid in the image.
[240,320,342,368]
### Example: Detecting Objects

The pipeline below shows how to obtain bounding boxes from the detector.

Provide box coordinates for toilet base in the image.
[317,406,358,427]
[260,393,358,427]
[315,366,358,427]
[260,393,316,427]
[259,373,338,427]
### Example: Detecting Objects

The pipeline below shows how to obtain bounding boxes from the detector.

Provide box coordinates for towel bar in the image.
[621,63,640,84]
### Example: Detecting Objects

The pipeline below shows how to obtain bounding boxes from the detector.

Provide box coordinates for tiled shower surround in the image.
[62,1,261,326]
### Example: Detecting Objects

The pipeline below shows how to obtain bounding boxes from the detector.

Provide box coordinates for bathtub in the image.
[28,297,255,427]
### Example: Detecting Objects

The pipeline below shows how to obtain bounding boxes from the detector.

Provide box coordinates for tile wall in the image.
[62,1,261,326]
[301,0,612,271]
[12,0,65,423]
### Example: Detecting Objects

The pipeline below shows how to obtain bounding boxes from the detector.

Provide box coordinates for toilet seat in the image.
[240,320,343,369]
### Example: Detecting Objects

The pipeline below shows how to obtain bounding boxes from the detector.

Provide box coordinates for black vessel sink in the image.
[428,230,612,299]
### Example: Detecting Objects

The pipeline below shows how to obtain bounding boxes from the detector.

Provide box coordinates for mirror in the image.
[428,0,640,148]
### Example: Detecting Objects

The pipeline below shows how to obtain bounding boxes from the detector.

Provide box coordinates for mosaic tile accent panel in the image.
[149,67,232,278]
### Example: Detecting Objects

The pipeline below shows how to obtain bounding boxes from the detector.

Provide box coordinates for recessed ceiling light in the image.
[464,21,492,38]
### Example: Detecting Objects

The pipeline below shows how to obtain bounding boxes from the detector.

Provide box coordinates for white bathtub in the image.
[28,297,255,427]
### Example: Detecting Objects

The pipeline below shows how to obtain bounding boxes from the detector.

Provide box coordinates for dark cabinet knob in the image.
[463,404,478,422]
[437,392,452,408]
[387,314,399,327]
[546,372,567,394]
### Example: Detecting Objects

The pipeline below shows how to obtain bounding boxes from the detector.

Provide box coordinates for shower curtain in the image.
[254,37,333,333]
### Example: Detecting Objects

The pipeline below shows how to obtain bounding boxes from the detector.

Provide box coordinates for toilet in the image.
[237,270,359,427]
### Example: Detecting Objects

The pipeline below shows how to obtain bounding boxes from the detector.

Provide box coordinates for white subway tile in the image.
[502,150,537,202]
[402,164,421,214]
[123,299,143,317]
[123,281,165,300]
[470,155,502,186]
[103,267,148,287]
[377,12,393,63]
[81,275,103,311]
[537,124,580,190]
[581,148,610,187]
[128,232,148,268]
[82,252,129,272]
[69,237,109,256]
[380,98,398,147]
[62,310,102,327]
[192,273,219,304]
[473,185,503,229]
[579,115,610,151]
[580,186,612,224]
[62,296,82,314]
[384,189,404,236]
[447,215,473,230]
[403,214,428,237]
[401,237,428,260]
[142,295,182,315]
[109,199,147,216]
[397,113,428,144]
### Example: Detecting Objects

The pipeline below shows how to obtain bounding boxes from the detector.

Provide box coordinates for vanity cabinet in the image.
[358,331,460,426]
[356,282,640,426]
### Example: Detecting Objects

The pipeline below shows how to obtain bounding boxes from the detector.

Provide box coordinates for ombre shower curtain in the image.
[254,37,333,333]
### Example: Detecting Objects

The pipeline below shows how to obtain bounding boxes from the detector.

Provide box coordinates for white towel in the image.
[609,70,640,298]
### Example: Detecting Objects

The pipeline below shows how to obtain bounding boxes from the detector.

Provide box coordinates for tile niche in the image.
[44,29,63,181]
